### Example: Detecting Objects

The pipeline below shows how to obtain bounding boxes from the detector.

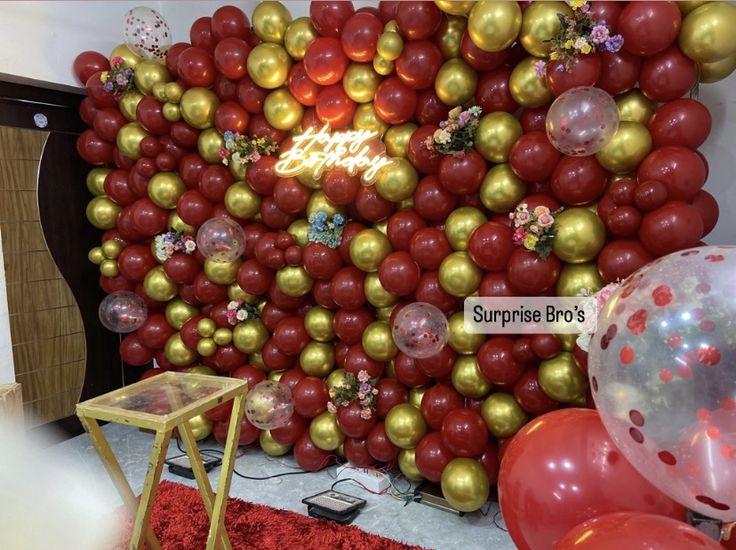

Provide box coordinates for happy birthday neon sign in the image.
[274,124,395,184]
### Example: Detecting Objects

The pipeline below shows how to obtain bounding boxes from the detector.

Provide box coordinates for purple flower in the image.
[458,111,471,127]
[604,35,624,53]
[102,81,114,92]
[590,24,610,45]
[534,60,547,78]
[579,2,590,13]
[115,74,127,85]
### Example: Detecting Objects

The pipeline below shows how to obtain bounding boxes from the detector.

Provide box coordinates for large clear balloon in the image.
[589,245,736,522]
[123,7,172,61]
[391,302,449,359]
[98,290,147,333]
[196,217,246,262]
[546,86,619,157]
[245,380,295,430]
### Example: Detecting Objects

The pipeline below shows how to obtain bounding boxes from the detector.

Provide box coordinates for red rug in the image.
[114,481,423,550]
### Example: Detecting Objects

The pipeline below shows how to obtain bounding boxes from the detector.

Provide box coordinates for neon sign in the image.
[274,124,395,184]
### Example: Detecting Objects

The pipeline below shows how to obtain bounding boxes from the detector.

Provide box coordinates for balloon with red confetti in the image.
[123,7,172,61]
[391,302,448,359]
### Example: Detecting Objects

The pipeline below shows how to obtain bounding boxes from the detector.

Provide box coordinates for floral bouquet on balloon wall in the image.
[307,211,346,248]
[425,105,482,156]
[510,203,561,258]
[100,56,136,98]
[328,370,379,419]
[153,228,196,262]
[219,131,279,168]
[225,299,260,326]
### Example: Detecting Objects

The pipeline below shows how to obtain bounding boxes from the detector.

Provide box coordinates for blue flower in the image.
[223,130,235,142]
[333,214,345,226]
[315,211,327,222]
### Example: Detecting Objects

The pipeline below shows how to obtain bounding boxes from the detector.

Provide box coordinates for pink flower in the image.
[357,392,365,400]
[327,402,337,413]
[359,408,373,420]
[357,370,370,383]
[529,224,540,235]
[595,282,620,307]
[537,212,555,228]
[533,205,550,218]
[111,56,124,66]
[512,227,527,245]
[360,398,371,407]
[515,211,531,226]
[219,148,229,159]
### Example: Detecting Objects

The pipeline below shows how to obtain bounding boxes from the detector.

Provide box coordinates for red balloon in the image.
[93,108,127,143]
[177,47,215,88]
[213,38,250,81]
[337,401,377,438]
[690,190,719,237]
[478,337,524,385]
[85,72,117,108]
[236,75,267,114]
[271,414,308,446]
[588,2,623,30]
[214,416,260,446]
[637,146,706,202]
[79,97,99,126]
[304,37,349,86]
[193,272,228,304]
[633,180,668,212]
[302,243,342,281]
[499,409,686,550]
[468,222,514,272]
[341,12,383,62]
[211,5,250,41]
[103,170,136,206]
[331,267,366,310]
[177,190,213,227]
[513,368,558,415]
[165,43,190,78]
[236,259,273,296]
[198,164,232,202]
[396,40,443,90]
[530,334,561,360]
[245,155,279,196]
[413,176,457,222]
[608,178,636,206]
[260,338,293,371]
[519,107,549,134]
[374,77,418,125]
[607,206,642,238]
[415,432,454,482]
[476,67,518,114]
[100,274,135,294]
[394,353,431,388]
[354,184,395,222]
[273,177,310,215]
[386,210,426,251]
[638,201,704,257]
[163,253,200,285]
[639,45,697,103]
[460,32,509,72]
[415,271,458,313]
[310,1,355,38]
[378,1,399,23]
[648,99,712,150]
[232,364,267,390]
[249,114,286,143]
[77,129,114,165]
[294,433,332,471]
[269,281,307,311]
[333,307,374,345]
[260,302,289,332]
[441,408,488,458]
[618,1,681,56]
[421,384,463,430]
[293,377,329,418]
[170,123,199,151]
[120,333,154,366]
[509,131,560,183]
[596,50,642,96]
[378,252,421,296]
[343,437,375,468]
[136,97,170,135]
[546,54,602,97]
[214,101,250,134]
[190,17,215,52]
[507,249,561,295]
[366,422,400,462]
[375,378,409,418]
[415,89,451,126]
[438,150,486,195]
[479,445,500,485]
[213,344,246,371]
[343,344,385,379]
[288,63,323,107]
[278,367,306,392]
[408,125,442,174]
[409,227,453,270]
[315,84,356,129]
[551,156,608,206]
[137,314,176,350]
[131,198,168,236]
[73,51,110,84]
[273,317,309,356]
[395,1,442,40]
[322,168,361,205]
[206,400,234,422]
[116,207,145,241]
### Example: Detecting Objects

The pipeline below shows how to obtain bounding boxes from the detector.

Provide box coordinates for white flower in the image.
[227,300,239,310]
[236,309,248,321]
[184,240,196,253]
[576,297,599,335]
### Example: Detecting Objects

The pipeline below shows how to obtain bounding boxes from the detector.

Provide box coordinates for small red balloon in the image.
[639,45,697,103]
[177,47,216,88]
[395,1,442,40]
[476,67,518,114]
[310,1,355,38]
[438,150,486,195]
[441,408,488,458]
[421,384,464,430]
[648,99,712,150]
[468,222,514,272]
[374,77,418,125]
[637,146,706,202]
[413,176,457,222]
[507,248,561,295]
[73,51,110,84]
[315,84,356,129]
[415,432,454,482]
[546,55,602,97]
[618,1,681,56]
[478,337,524,385]
[409,227,453,270]
[396,40,444,90]
[509,131,560,183]
[304,37,349,86]
[341,12,383,62]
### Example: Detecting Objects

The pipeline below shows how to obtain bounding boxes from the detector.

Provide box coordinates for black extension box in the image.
[165,455,222,480]
[302,490,366,525]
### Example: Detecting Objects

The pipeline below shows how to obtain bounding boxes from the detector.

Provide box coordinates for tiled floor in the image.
[51,423,515,550]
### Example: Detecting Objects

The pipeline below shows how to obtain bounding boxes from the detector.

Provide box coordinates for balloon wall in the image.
[73,1,736,543]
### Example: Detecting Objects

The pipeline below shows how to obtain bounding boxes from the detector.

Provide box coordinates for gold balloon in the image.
[680,2,736,63]
[224,182,261,220]
[375,158,418,202]
[445,207,488,251]
[468,1,522,52]
[233,319,269,354]
[520,1,572,57]
[161,102,180,123]
[350,229,393,273]
[374,219,388,236]
[144,266,178,302]
[596,122,652,175]
[310,412,344,451]
[153,81,169,103]
[165,332,197,366]
[373,54,395,76]
[326,368,349,392]
[110,44,140,68]
[376,305,395,322]
[383,123,417,158]
[88,247,104,264]
[99,259,119,277]
[211,328,231,346]
[398,449,424,481]
[264,88,304,131]
[253,1,292,43]
[304,307,335,342]
[116,122,149,160]
[556,262,604,297]
[287,219,310,247]
[616,90,655,124]
[306,191,345,218]
[538,351,588,403]
[552,208,606,264]
[205,258,241,285]
[188,414,213,441]
[276,266,313,297]
[452,355,492,398]
[679,1,709,15]
[247,43,292,89]
[118,90,144,122]
[353,103,389,136]
[168,211,195,236]
[441,458,490,512]
[284,16,317,59]
[435,15,467,59]
[481,392,528,438]
[362,321,398,362]
[86,196,120,229]
[134,60,171,96]
[227,283,257,303]
[385,403,427,449]
[436,1,475,16]
[343,63,382,104]
[165,299,198,330]
[186,365,216,376]
[384,21,400,33]
[408,386,427,408]
[510,56,553,108]
[448,312,484,355]
[180,87,220,130]
[700,51,736,82]
[148,172,185,209]
[557,333,577,352]
[230,159,247,181]
[198,128,225,164]
[101,239,122,258]
[86,167,111,196]
[439,251,483,297]
[475,112,523,163]
[197,318,216,337]
[300,342,335,377]
[164,82,184,103]
[435,58,478,106]
[365,273,399,308]
[197,338,217,357]
[260,430,291,456]
[480,163,526,213]
[377,31,404,61]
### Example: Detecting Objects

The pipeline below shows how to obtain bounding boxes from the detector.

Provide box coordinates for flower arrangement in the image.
[225,299,260,326]
[509,203,560,258]
[153,229,196,262]
[534,1,624,75]
[307,211,346,249]
[327,370,379,420]
[219,131,278,167]
[100,56,136,98]
[425,105,482,156]
[575,282,621,351]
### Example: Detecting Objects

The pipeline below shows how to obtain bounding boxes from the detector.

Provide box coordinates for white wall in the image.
[0,229,15,383]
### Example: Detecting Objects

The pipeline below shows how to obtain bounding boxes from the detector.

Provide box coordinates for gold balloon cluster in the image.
[375,21,403,75]
[680,2,736,81]
[88,239,123,277]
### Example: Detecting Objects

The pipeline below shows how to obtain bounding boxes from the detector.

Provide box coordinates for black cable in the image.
[492,509,509,532]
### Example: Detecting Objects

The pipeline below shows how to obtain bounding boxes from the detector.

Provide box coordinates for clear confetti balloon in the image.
[245,381,294,430]
[546,86,619,156]
[196,217,246,262]
[123,7,171,61]
[98,290,147,333]
[391,302,449,359]
[589,246,736,521]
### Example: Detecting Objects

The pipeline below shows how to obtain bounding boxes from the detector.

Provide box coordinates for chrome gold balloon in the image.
[557,333,577,352]
[699,51,736,83]
[165,332,197,366]
[349,229,393,273]
[439,251,483,297]
[287,219,310,247]
[119,90,144,122]
[144,266,178,302]
[468,1,522,52]
[148,172,186,209]
[326,368,349,392]
[343,63,382,104]
[616,90,655,124]
[375,158,418,202]
[227,283,257,303]
[162,102,181,122]
[480,163,526,214]
[264,87,304,131]
[86,167,112,196]
[260,430,291,456]
[253,1,292,44]
[538,351,588,403]
[152,82,167,102]
[398,449,424,481]
[306,191,345,218]
[134,60,171,96]
[110,43,140,68]
[678,1,709,15]
[204,258,241,285]
[475,112,523,163]
[198,128,225,164]
[376,31,404,61]
[510,56,553,108]
[365,273,399,308]
[233,319,269,354]
[435,1,474,15]
[448,312,484,355]
[353,103,389,136]
[376,305,396,322]
[595,121,652,175]
[451,355,492,398]
[552,208,606,264]
[556,262,605,297]
[373,54,395,76]
[441,458,490,512]
[247,43,292,89]
[445,207,488,251]
[299,341,335,377]
[304,306,336,342]
[164,82,184,103]
[165,298,198,330]
[168,211,195,236]
[309,412,344,451]
[435,58,478,106]
[284,16,317,59]
[180,87,220,130]
[481,392,528,438]
[197,337,217,357]
[99,259,119,277]
[188,414,213,441]
[197,318,216,338]
[435,15,467,59]
[116,122,149,160]
[88,247,105,265]
[679,2,736,64]
[224,182,261,220]
[383,123,417,158]
[230,159,247,181]
[186,365,217,376]
[385,403,427,449]
[102,240,122,258]
[362,321,398,362]
[276,266,313,297]
[86,196,120,229]
[520,1,572,57]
